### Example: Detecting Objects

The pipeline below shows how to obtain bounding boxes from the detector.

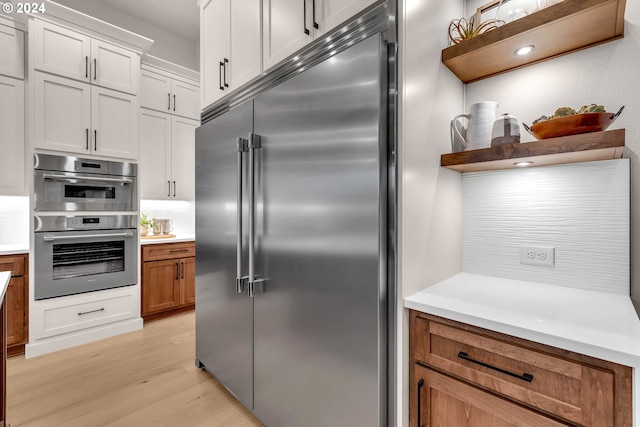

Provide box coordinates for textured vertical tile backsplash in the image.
[463,159,629,294]
[0,196,29,245]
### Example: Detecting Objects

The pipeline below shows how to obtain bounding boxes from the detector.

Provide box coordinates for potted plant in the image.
[140,212,154,236]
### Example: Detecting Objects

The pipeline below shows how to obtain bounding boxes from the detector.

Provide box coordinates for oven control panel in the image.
[66,217,116,229]
[34,215,137,232]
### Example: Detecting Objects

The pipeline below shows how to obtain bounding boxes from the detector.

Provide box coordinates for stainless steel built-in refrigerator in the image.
[195,33,390,427]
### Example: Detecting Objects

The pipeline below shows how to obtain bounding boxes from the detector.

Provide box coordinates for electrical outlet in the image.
[519,246,555,267]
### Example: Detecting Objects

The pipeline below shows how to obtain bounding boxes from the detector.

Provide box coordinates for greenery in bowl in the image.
[140,212,155,229]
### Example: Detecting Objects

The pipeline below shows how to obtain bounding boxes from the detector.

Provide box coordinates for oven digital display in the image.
[64,185,116,199]
[82,218,100,224]
[80,162,102,169]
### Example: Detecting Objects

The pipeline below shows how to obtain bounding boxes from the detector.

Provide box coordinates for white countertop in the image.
[405,272,640,426]
[139,234,195,245]
[0,244,29,256]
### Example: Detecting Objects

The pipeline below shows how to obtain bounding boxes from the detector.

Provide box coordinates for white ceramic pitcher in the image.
[450,101,499,151]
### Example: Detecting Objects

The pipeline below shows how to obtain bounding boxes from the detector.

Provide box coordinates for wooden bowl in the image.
[525,107,624,140]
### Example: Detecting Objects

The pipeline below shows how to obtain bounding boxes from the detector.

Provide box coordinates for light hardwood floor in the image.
[6,312,264,427]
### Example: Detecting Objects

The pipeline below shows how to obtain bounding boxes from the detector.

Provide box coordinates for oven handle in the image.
[43,173,133,185]
[43,232,134,242]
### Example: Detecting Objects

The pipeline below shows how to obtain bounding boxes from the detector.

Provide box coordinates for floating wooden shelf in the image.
[441,129,625,173]
[442,0,626,83]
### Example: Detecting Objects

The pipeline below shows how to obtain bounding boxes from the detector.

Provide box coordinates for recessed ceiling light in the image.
[514,45,535,56]
[513,161,534,167]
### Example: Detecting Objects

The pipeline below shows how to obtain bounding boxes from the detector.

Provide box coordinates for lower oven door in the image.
[34,228,138,300]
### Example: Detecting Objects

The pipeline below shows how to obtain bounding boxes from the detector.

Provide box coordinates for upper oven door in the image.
[34,170,138,211]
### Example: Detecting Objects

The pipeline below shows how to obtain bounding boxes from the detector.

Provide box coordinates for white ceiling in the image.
[91,0,199,43]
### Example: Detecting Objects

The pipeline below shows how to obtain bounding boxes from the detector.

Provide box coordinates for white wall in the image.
[398,0,464,425]
[52,0,199,70]
[464,1,640,309]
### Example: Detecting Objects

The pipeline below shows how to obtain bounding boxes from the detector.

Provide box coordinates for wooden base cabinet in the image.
[409,310,633,427]
[0,254,28,356]
[141,242,195,321]
[413,366,568,427]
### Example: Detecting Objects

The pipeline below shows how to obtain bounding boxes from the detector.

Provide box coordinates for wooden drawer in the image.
[411,312,631,427]
[0,254,26,277]
[142,242,195,262]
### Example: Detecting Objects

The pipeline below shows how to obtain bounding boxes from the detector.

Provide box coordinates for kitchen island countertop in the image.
[405,272,640,426]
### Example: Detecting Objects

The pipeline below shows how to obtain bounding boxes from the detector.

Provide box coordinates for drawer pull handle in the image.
[417,378,424,427]
[170,250,189,254]
[457,351,534,383]
[78,308,105,316]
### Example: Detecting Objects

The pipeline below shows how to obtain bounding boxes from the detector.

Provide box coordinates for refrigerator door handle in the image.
[237,137,249,293]
[248,133,263,298]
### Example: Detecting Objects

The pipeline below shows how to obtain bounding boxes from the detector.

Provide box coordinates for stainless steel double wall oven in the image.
[33,153,139,300]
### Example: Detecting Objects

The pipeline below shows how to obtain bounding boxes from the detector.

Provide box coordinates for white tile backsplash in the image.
[0,196,29,245]
[140,199,195,235]
[463,159,630,294]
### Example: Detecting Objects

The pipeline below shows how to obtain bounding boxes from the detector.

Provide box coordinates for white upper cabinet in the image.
[263,0,378,71]
[170,116,198,200]
[0,75,25,195]
[33,72,91,155]
[33,19,139,95]
[139,109,172,199]
[0,24,25,79]
[91,86,138,159]
[0,20,25,196]
[91,39,139,95]
[139,110,198,200]
[263,0,310,71]
[171,79,200,119]
[32,19,90,81]
[201,0,228,108]
[229,0,262,89]
[200,0,261,109]
[34,71,138,160]
[315,0,378,38]
[140,66,200,120]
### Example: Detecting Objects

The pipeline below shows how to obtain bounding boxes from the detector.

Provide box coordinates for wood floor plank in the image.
[6,312,263,427]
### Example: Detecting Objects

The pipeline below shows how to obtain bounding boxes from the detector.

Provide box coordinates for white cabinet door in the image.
[33,71,91,155]
[171,116,199,200]
[140,69,172,113]
[32,19,91,82]
[229,0,262,90]
[171,79,200,120]
[315,0,378,37]
[263,0,312,71]
[91,39,139,95]
[139,109,172,199]
[0,75,24,195]
[32,20,139,94]
[0,24,24,79]
[200,0,229,108]
[91,86,138,160]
